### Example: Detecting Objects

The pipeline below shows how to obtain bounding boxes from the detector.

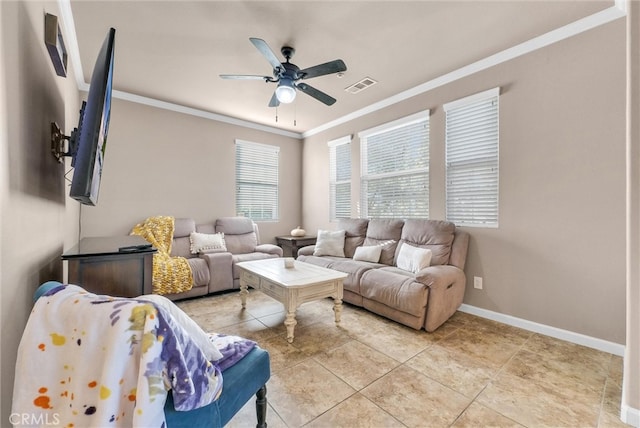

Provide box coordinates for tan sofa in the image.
[166,216,283,300]
[297,218,469,332]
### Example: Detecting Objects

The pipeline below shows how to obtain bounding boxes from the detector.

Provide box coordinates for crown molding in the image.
[111,90,302,139]
[302,3,626,138]
[56,0,302,140]
[57,0,626,141]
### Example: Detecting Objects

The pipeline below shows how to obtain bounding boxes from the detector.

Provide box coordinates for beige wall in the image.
[302,20,627,344]
[624,0,640,421]
[1,0,81,422]
[1,0,635,424]
[79,98,303,242]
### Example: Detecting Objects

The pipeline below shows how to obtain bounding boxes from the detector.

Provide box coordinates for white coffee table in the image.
[236,258,348,343]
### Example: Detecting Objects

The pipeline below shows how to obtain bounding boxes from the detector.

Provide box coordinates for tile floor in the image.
[177,290,629,428]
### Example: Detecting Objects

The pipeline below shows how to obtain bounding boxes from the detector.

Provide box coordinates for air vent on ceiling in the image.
[345,77,378,94]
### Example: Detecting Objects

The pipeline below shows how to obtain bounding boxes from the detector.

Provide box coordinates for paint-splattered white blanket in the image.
[12,284,222,427]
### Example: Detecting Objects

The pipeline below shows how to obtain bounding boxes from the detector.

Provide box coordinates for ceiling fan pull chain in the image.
[275,106,278,123]
[294,101,297,127]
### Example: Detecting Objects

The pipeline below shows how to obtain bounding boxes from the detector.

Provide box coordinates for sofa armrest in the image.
[255,244,283,257]
[297,245,315,256]
[414,264,466,332]
[200,252,234,292]
[414,265,466,291]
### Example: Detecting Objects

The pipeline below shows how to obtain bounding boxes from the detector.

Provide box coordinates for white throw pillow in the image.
[396,243,433,274]
[353,245,383,263]
[313,229,346,257]
[190,232,226,254]
[137,294,224,362]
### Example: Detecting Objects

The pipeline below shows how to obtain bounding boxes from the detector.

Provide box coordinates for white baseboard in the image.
[458,304,625,356]
[621,402,640,427]
[458,305,638,426]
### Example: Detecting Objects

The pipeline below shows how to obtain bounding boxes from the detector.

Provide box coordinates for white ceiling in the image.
[66,0,616,136]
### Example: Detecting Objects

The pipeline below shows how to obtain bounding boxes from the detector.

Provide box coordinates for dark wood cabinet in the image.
[275,236,317,259]
[62,236,156,297]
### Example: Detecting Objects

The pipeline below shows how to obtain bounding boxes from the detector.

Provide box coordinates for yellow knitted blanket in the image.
[131,216,194,295]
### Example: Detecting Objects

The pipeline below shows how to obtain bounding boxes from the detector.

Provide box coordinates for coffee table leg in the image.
[284,311,297,343]
[333,298,343,324]
[240,282,248,309]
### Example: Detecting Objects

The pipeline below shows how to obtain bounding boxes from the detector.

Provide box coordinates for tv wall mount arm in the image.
[51,101,84,163]
[51,122,73,163]
[51,102,85,163]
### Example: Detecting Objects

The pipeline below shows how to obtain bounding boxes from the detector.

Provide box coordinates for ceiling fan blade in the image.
[219,74,270,80]
[299,59,347,80]
[269,92,280,108]
[296,82,337,106]
[250,38,282,71]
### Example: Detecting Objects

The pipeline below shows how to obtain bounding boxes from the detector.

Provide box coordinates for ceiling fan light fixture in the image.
[222,38,346,107]
[275,78,296,103]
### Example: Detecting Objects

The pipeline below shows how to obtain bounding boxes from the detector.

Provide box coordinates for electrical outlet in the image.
[474,276,483,290]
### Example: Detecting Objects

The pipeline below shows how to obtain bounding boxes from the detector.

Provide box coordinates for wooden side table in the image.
[275,235,317,259]
[62,236,156,297]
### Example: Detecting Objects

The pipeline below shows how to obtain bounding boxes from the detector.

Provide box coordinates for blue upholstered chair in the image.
[34,282,270,428]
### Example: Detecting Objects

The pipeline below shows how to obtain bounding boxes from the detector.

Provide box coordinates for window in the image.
[235,140,279,221]
[444,88,499,227]
[359,111,429,219]
[329,136,351,221]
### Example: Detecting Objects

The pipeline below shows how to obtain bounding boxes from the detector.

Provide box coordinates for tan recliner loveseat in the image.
[298,218,469,332]
[166,216,283,300]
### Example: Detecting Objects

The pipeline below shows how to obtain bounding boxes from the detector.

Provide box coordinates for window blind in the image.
[444,88,499,227]
[359,111,429,219]
[235,140,279,221]
[329,136,351,221]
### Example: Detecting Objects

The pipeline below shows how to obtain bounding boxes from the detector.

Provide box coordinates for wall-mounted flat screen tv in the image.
[69,27,115,205]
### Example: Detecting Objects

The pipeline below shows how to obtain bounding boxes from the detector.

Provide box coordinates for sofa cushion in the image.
[215,217,255,235]
[360,268,429,318]
[186,258,210,287]
[231,252,279,280]
[449,231,470,270]
[398,219,455,266]
[216,217,258,254]
[195,223,216,234]
[232,252,278,264]
[224,233,258,254]
[314,229,346,257]
[296,255,339,269]
[325,259,381,295]
[298,256,379,295]
[171,236,194,258]
[377,266,415,277]
[171,218,197,258]
[396,243,432,273]
[364,219,404,265]
[174,218,197,238]
[337,218,369,258]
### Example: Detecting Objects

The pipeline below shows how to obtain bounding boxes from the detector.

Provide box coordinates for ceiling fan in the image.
[220,38,347,107]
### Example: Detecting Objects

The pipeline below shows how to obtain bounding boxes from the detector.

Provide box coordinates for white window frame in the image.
[235,139,279,221]
[328,135,352,221]
[358,110,430,219]
[444,87,500,228]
